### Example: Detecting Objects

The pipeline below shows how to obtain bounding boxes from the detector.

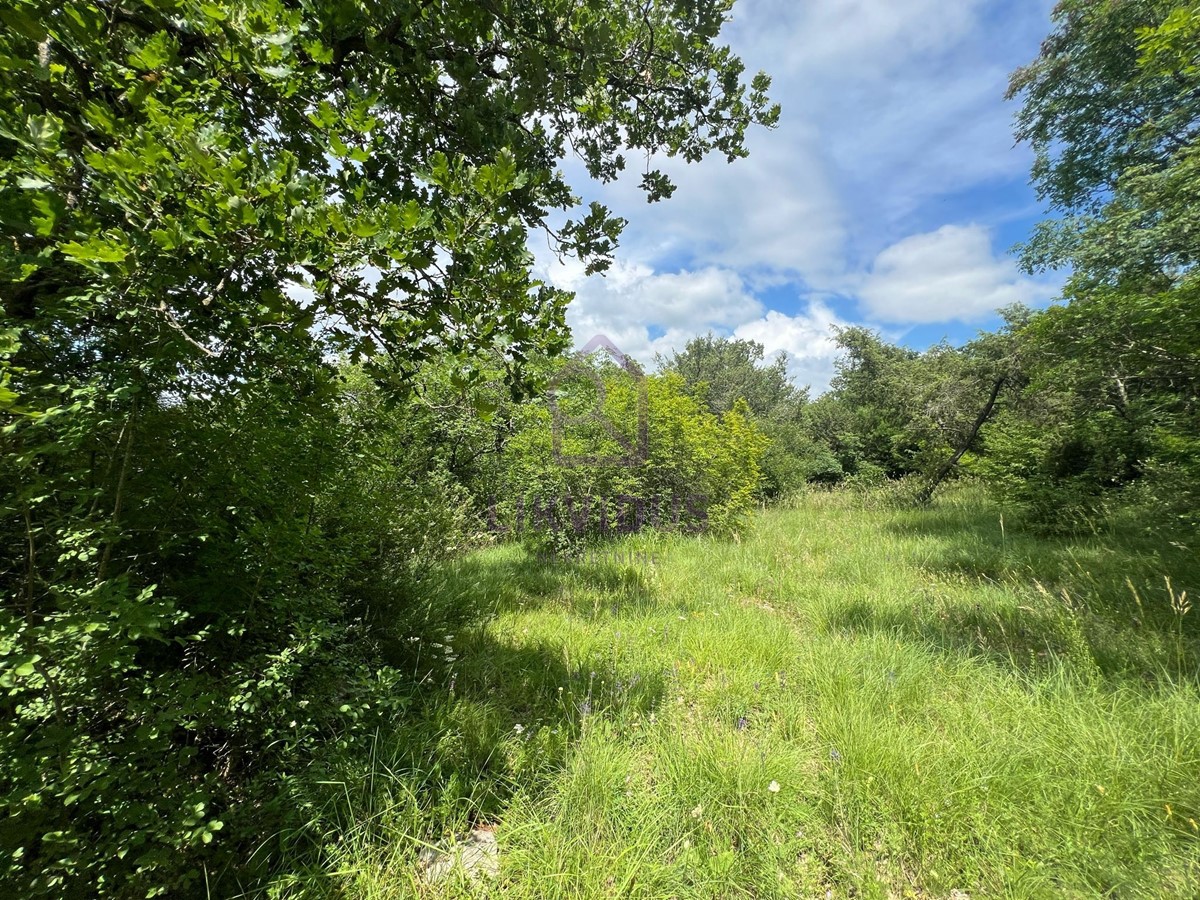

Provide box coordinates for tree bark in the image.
[917,376,1006,505]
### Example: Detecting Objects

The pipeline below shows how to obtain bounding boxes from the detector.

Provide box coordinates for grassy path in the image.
[308,490,1200,899]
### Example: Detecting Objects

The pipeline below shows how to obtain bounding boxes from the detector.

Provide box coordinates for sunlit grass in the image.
[272,486,1200,899]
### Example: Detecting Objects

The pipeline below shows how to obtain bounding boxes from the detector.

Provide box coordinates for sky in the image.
[536,0,1066,393]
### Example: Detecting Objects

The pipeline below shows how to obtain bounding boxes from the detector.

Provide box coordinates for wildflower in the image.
[736,716,748,731]
[691,804,703,819]
[768,781,780,793]
[513,724,524,734]
[830,748,842,762]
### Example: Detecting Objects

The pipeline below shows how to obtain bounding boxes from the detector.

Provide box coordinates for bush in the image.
[0,364,476,897]
[492,363,767,550]
[975,411,1144,533]
[758,421,846,497]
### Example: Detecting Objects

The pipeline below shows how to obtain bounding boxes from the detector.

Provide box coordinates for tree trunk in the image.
[917,376,1005,505]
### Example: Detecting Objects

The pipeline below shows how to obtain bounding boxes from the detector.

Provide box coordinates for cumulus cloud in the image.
[734,305,851,394]
[731,0,982,79]
[538,257,851,392]
[857,224,1054,323]
[529,0,1060,389]
[553,0,1054,297]
[554,119,847,282]
[543,258,762,362]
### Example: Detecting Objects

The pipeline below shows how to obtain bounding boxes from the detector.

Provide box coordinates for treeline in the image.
[751,0,1200,533]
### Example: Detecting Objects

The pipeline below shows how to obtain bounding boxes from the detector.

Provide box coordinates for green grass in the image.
[271,486,1200,899]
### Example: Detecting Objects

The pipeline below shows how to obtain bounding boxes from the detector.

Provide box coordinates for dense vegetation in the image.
[0,0,1197,896]
[0,0,776,894]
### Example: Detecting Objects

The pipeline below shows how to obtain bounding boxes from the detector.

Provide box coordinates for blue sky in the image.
[537,0,1066,392]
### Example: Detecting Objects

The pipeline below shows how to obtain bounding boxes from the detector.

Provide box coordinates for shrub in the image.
[492,363,768,550]
[0,365,476,897]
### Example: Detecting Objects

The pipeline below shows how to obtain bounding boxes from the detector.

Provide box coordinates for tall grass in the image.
[270,485,1200,898]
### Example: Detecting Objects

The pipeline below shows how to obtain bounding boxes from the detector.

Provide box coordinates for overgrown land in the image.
[289,486,1200,899]
[2,1,1199,898]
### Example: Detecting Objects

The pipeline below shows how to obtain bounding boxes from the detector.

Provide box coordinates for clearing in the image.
[302,488,1200,899]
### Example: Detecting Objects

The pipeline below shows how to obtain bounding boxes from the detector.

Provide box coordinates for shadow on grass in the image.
[430,543,663,619]
[861,499,1200,685]
[291,543,670,879]
[374,633,668,827]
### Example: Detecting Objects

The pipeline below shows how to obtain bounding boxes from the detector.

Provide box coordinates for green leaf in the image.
[26,115,61,152]
[0,7,47,42]
[128,32,174,71]
[59,238,129,264]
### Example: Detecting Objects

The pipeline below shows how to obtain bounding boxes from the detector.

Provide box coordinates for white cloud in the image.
[541,242,852,392]
[857,224,1054,323]
[558,260,761,331]
[543,258,763,363]
[526,0,1061,389]
[729,0,982,79]
[553,119,847,282]
[554,0,1052,292]
[733,304,850,394]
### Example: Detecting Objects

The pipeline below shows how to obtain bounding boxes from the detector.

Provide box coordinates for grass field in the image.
[275,487,1200,899]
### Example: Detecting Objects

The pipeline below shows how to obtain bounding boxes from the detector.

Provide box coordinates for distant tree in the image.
[910,314,1028,503]
[820,326,922,478]
[806,319,1027,501]
[657,334,807,421]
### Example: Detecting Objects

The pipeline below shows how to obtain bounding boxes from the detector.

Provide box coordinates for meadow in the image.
[275,486,1200,899]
